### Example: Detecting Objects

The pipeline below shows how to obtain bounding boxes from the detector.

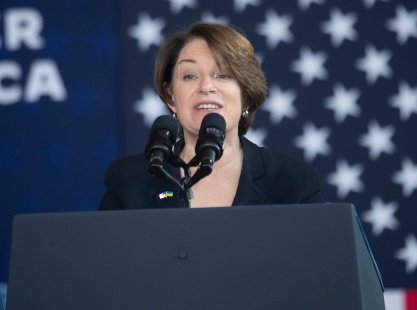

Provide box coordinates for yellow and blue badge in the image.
[158,191,174,199]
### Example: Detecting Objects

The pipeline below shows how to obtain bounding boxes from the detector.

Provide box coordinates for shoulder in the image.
[106,154,148,176]
[103,154,152,193]
[99,154,163,210]
[241,136,322,203]
[241,136,309,174]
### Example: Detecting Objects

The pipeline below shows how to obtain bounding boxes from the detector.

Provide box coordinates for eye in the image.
[183,74,197,81]
[215,74,233,80]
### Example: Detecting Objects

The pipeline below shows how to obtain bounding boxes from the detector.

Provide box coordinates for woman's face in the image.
[169,39,242,141]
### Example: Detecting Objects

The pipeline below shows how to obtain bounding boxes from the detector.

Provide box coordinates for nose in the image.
[198,76,217,94]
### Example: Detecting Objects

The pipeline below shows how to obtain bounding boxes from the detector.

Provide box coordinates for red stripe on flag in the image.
[406,290,417,310]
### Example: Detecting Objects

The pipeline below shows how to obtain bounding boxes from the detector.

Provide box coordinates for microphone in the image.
[186,113,226,189]
[144,113,225,207]
[145,115,179,175]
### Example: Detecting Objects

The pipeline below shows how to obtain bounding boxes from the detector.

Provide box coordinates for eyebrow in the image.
[177,59,197,65]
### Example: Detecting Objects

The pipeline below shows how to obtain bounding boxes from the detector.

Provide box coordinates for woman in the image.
[99,22,322,210]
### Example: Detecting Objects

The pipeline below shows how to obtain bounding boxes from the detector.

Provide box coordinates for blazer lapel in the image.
[233,137,267,206]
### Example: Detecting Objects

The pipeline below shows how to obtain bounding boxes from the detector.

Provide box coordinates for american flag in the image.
[120,0,417,308]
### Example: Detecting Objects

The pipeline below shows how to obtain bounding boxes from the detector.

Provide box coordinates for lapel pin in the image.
[159,191,174,199]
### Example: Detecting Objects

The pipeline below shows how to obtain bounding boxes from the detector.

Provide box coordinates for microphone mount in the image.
[169,153,210,208]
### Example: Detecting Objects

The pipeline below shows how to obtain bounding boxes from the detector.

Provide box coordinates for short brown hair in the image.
[154,22,267,135]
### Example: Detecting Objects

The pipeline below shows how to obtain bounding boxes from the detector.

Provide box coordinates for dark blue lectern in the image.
[7,203,385,309]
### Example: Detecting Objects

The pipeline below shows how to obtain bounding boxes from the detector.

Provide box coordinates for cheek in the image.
[172,83,192,102]
[227,86,243,107]
[171,86,184,108]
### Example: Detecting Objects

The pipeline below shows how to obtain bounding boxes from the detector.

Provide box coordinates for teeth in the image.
[196,104,219,110]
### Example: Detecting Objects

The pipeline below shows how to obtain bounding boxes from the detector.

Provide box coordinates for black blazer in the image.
[98,137,322,210]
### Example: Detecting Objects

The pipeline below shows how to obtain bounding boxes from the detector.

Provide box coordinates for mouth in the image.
[194,102,222,110]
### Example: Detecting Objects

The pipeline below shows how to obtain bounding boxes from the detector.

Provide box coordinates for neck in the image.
[180,130,242,167]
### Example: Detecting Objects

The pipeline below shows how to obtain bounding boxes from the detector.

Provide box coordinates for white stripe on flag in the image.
[385,289,405,310]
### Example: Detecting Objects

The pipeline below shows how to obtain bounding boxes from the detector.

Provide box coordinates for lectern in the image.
[7,203,385,309]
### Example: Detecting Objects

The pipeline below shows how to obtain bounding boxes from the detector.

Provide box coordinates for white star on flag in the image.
[201,12,229,24]
[292,47,328,86]
[395,234,417,274]
[356,45,392,84]
[390,82,417,121]
[327,159,364,198]
[324,84,361,122]
[358,121,396,160]
[321,8,358,47]
[133,88,167,126]
[363,0,388,9]
[233,0,261,13]
[256,10,293,49]
[128,14,165,51]
[255,52,265,65]
[362,196,399,236]
[386,5,417,44]
[166,0,197,14]
[298,0,324,11]
[392,157,417,197]
[262,85,297,124]
[245,127,268,147]
[294,122,331,161]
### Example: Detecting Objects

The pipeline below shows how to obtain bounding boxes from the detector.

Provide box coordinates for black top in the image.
[98,136,322,210]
